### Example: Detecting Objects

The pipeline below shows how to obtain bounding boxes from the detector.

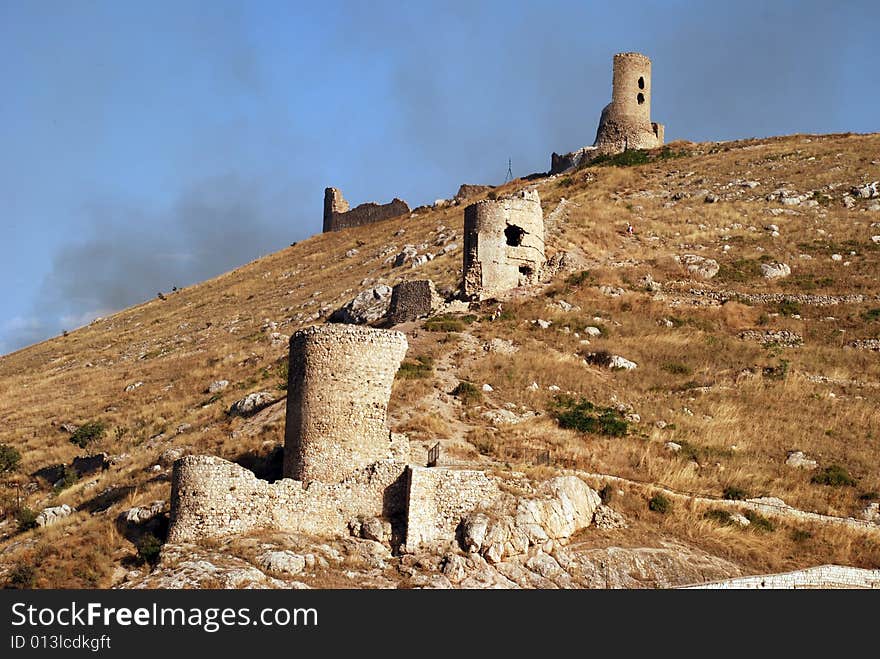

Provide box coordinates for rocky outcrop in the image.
[328,285,393,325]
[36,504,73,528]
[228,391,276,417]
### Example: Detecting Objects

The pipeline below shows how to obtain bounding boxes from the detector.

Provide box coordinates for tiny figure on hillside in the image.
[626,223,634,236]
[491,304,503,321]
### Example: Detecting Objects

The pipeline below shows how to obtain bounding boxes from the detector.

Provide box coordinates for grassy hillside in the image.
[1,132,879,588]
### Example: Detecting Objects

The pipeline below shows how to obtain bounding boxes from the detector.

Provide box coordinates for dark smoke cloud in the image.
[1,174,314,354]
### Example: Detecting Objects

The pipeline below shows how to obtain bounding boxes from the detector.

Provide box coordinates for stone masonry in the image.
[551,52,665,174]
[386,280,442,325]
[283,324,409,483]
[323,187,410,233]
[681,565,880,589]
[462,189,546,299]
[404,466,500,552]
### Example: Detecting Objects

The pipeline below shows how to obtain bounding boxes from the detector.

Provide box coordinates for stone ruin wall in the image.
[463,189,546,299]
[682,565,880,589]
[283,324,409,483]
[404,466,500,552]
[322,187,410,233]
[386,280,441,325]
[594,52,664,152]
[167,455,409,543]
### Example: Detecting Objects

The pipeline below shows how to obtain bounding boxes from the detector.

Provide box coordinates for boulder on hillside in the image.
[229,392,275,417]
[36,504,73,528]
[328,285,393,325]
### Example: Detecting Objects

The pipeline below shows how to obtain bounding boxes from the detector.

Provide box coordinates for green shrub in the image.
[762,360,790,380]
[451,381,482,405]
[136,533,163,566]
[661,362,692,376]
[790,529,812,542]
[859,492,879,501]
[69,421,106,448]
[722,485,749,501]
[744,511,775,532]
[862,308,880,322]
[589,149,651,168]
[16,507,38,532]
[648,494,671,514]
[0,443,21,473]
[5,563,36,589]
[777,300,801,317]
[565,270,592,286]
[811,464,857,487]
[397,355,435,379]
[424,314,475,333]
[552,396,628,437]
[703,509,734,525]
[53,465,78,493]
[716,258,762,283]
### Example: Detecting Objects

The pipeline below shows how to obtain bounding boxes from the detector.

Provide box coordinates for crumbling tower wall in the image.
[594,52,664,152]
[283,325,409,483]
[322,187,410,232]
[462,190,545,299]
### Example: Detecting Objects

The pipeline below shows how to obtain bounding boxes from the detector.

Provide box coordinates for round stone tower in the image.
[283,324,409,483]
[610,52,652,125]
[594,52,663,152]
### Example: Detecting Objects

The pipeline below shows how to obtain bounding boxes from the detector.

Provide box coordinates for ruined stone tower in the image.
[283,324,409,483]
[594,52,664,152]
[462,190,545,299]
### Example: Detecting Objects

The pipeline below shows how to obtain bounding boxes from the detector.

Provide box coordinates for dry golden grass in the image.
[2,132,880,586]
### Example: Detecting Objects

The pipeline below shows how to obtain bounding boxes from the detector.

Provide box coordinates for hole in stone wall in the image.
[637,92,645,104]
[519,265,533,276]
[505,224,526,246]
[638,76,645,89]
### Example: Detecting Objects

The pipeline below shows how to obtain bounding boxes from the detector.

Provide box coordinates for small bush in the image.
[0,443,21,473]
[598,485,613,504]
[424,314,475,333]
[648,494,671,514]
[703,509,733,525]
[716,258,762,283]
[565,270,592,286]
[790,529,812,542]
[858,491,878,501]
[69,421,106,448]
[583,350,613,368]
[862,308,880,322]
[762,360,790,381]
[5,563,36,589]
[552,396,628,437]
[777,300,801,317]
[661,362,692,376]
[275,358,289,391]
[811,464,857,487]
[451,381,482,405]
[16,507,38,532]
[53,465,78,493]
[136,533,163,566]
[589,149,651,168]
[744,511,775,532]
[397,355,435,379]
[722,485,749,501]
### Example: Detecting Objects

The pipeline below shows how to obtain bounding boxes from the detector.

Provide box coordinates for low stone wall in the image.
[323,187,410,232]
[682,565,880,589]
[168,455,408,543]
[404,466,500,552]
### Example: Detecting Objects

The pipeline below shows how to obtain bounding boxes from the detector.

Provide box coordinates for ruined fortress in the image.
[168,188,554,549]
[168,324,502,549]
[462,189,546,299]
[323,187,410,233]
[551,51,664,173]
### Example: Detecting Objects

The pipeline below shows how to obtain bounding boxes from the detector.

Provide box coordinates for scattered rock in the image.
[345,248,359,258]
[36,504,73,528]
[483,338,518,355]
[682,254,719,280]
[360,517,385,543]
[761,262,791,279]
[482,384,494,393]
[228,391,275,417]
[609,355,637,370]
[593,505,628,530]
[599,285,625,297]
[207,380,229,394]
[124,381,145,392]
[665,441,682,453]
[328,285,393,325]
[257,551,307,576]
[584,326,602,337]
[785,451,818,469]
[860,502,880,524]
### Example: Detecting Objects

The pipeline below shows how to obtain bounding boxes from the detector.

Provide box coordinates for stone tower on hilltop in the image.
[594,52,664,151]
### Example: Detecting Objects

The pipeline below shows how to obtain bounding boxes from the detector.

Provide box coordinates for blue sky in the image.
[1,0,876,354]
